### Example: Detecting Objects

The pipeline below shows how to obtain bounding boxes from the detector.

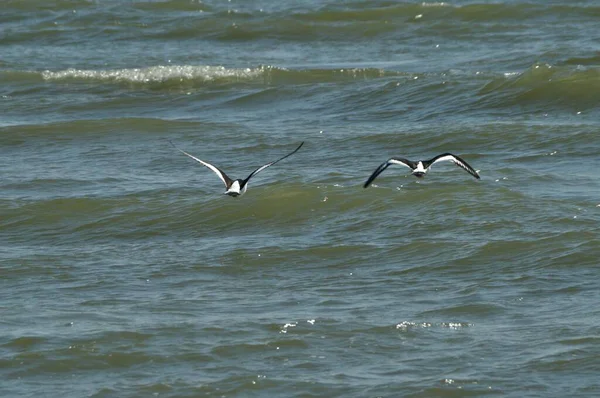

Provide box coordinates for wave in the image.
[9,60,598,90]
[41,65,265,85]
[562,54,600,66]
[4,2,600,50]
[7,1,600,16]
[5,61,600,125]
[32,65,403,88]
[141,2,600,41]
[0,183,326,244]
[477,63,600,111]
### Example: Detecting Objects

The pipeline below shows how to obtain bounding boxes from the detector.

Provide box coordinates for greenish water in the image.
[2,1,600,397]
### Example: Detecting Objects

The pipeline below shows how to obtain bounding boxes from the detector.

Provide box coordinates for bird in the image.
[169,140,304,197]
[364,153,480,188]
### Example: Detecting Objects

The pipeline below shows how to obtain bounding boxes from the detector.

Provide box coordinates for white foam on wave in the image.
[279,321,298,334]
[396,321,472,330]
[441,321,472,329]
[396,321,432,330]
[41,65,264,83]
[421,2,452,7]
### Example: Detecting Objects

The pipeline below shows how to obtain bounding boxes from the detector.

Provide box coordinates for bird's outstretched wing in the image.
[425,153,480,179]
[241,142,304,186]
[169,140,234,188]
[363,158,414,188]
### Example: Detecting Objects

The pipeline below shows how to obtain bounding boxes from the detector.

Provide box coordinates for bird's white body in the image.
[225,180,248,197]
[413,161,427,176]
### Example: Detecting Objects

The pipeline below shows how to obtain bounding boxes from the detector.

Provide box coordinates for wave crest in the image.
[38,64,402,87]
[41,65,265,85]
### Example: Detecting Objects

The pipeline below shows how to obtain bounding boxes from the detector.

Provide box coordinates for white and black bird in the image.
[170,140,304,197]
[364,153,480,188]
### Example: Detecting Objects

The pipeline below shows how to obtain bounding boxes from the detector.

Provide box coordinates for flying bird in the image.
[170,140,304,197]
[364,153,480,188]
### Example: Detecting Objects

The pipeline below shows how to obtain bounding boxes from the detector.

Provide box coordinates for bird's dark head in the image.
[412,172,426,178]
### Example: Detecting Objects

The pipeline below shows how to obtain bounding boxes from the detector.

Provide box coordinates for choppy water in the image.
[2,1,600,397]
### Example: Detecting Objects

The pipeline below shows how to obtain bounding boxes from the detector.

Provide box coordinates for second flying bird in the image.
[364,153,480,188]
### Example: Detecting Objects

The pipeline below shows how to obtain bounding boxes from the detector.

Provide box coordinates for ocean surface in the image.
[2,1,600,396]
